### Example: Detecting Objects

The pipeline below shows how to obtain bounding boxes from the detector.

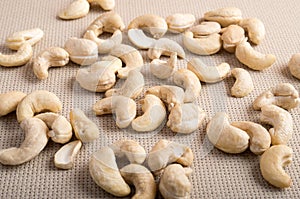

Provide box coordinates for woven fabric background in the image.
[0,0,299,198]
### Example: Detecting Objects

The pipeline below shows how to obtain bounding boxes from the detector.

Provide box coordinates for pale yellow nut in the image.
[147,38,185,59]
[58,0,90,20]
[166,13,195,33]
[204,7,242,27]
[150,52,177,79]
[0,91,26,117]
[88,0,115,10]
[128,28,156,49]
[288,53,300,80]
[230,68,254,97]
[189,21,221,37]
[239,18,265,45]
[0,42,33,67]
[54,140,82,169]
[221,24,245,53]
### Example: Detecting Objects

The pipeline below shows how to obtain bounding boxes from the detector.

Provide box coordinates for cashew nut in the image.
[147,38,186,59]
[0,118,48,165]
[260,105,293,145]
[54,140,82,169]
[230,68,254,98]
[0,91,26,117]
[150,52,177,79]
[110,44,144,78]
[33,47,70,80]
[128,14,168,38]
[189,21,221,37]
[58,0,90,20]
[231,121,271,155]
[288,53,300,80]
[16,90,62,123]
[87,0,115,10]
[131,94,167,132]
[128,28,156,49]
[206,112,250,154]
[260,145,293,188]
[239,18,265,45]
[221,24,245,53]
[6,28,44,50]
[235,38,276,70]
[0,42,33,67]
[187,58,231,83]
[35,112,72,144]
[204,7,242,27]
[166,13,195,33]
[93,96,137,128]
[167,103,206,134]
[70,108,99,142]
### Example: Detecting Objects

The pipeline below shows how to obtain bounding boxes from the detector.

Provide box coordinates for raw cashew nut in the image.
[231,121,271,155]
[235,38,276,70]
[70,108,99,142]
[0,118,48,165]
[166,13,196,33]
[0,91,26,117]
[288,53,300,80]
[6,28,44,50]
[131,94,167,132]
[54,140,82,169]
[35,112,72,144]
[189,21,221,37]
[58,0,90,20]
[260,145,293,188]
[204,7,242,27]
[239,18,265,45]
[167,103,206,134]
[147,38,185,59]
[150,52,177,79]
[33,47,70,80]
[230,68,254,97]
[128,29,156,49]
[206,112,250,154]
[105,69,145,99]
[120,164,156,199]
[128,14,168,39]
[76,56,122,92]
[187,58,231,83]
[221,24,245,53]
[93,96,137,128]
[0,42,33,67]
[87,0,115,10]
[16,90,62,123]
[110,44,144,79]
[253,83,300,110]
[260,105,293,145]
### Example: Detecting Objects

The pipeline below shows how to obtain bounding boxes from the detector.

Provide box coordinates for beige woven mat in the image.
[0,0,299,198]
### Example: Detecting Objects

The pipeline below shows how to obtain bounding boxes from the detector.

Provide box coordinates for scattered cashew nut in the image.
[204,7,242,27]
[150,52,177,79]
[58,0,90,20]
[189,21,221,37]
[127,28,156,49]
[239,18,265,45]
[54,140,82,169]
[0,91,26,117]
[230,68,254,98]
[0,42,33,67]
[288,53,300,80]
[166,13,195,33]
[87,0,115,10]
[221,24,245,53]
[147,38,186,59]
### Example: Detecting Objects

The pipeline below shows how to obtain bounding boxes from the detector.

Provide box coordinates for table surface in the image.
[0,0,299,198]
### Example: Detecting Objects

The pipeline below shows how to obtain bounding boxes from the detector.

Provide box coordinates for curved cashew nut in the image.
[260,145,293,188]
[58,0,90,20]
[166,13,195,33]
[221,24,245,53]
[231,121,271,155]
[206,112,250,153]
[33,47,70,80]
[167,103,206,134]
[288,53,300,80]
[150,52,177,79]
[16,90,62,123]
[0,118,48,165]
[189,21,221,37]
[0,42,33,67]
[204,7,242,27]
[6,28,44,50]
[128,28,156,49]
[235,38,276,70]
[128,14,168,39]
[260,104,293,145]
[93,96,137,128]
[148,38,185,59]
[230,68,254,97]
[187,58,231,83]
[35,112,72,144]
[131,94,167,132]
[0,91,26,117]
[239,18,265,45]
[54,140,82,169]
[87,0,115,10]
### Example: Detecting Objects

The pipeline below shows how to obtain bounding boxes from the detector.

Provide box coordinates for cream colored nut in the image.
[204,7,242,27]
[128,29,156,49]
[120,164,156,199]
[187,58,230,83]
[150,52,177,79]
[183,31,222,55]
[35,112,72,144]
[230,68,254,97]
[110,44,144,79]
[148,38,185,59]
[159,164,192,199]
[64,37,98,65]
[76,56,122,92]
[239,18,265,45]
[131,94,166,132]
[253,83,300,110]
[54,140,82,169]
[87,0,115,10]
[89,146,131,197]
[166,13,196,33]
[206,112,250,154]
[33,47,70,80]
[260,105,293,145]
[167,103,206,134]
[16,90,62,123]
[105,69,145,99]
[58,0,90,20]
[0,118,48,165]
[221,24,245,53]
[93,96,136,128]
[288,53,300,80]
[0,42,33,67]
[260,145,293,188]
[189,21,221,37]
[0,91,26,117]
[235,38,276,70]
[231,121,271,155]
[70,108,99,142]
[128,14,168,39]
[6,28,44,50]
